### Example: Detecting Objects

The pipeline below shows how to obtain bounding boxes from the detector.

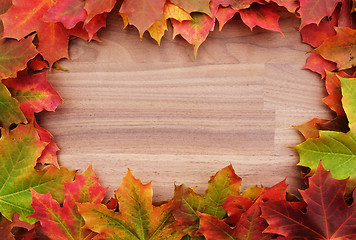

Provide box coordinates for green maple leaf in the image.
[0,82,27,131]
[78,169,185,240]
[295,76,356,179]
[0,123,75,224]
[171,165,242,237]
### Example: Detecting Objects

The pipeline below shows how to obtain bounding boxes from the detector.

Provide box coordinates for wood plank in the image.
[37,11,332,200]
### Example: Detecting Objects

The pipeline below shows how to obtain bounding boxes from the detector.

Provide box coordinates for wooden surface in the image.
[37,11,332,201]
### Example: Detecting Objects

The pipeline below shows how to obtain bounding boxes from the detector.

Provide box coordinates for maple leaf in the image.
[84,13,108,41]
[3,70,63,119]
[322,71,352,116]
[296,130,356,179]
[119,0,166,37]
[295,76,356,179]
[36,22,70,67]
[300,17,337,48]
[313,27,356,70]
[84,0,116,23]
[261,163,356,239]
[148,3,192,45]
[78,169,185,239]
[34,120,60,167]
[197,180,295,240]
[0,37,37,80]
[170,0,211,16]
[43,0,87,29]
[1,0,70,66]
[294,117,349,140]
[238,3,282,33]
[298,0,341,28]
[68,22,101,42]
[0,123,75,224]
[216,6,237,31]
[198,204,274,240]
[172,165,241,237]
[0,82,26,131]
[294,118,330,139]
[1,0,54,40]
[30,165,106,239]
[303,53,337,78]
[172,12,215,56]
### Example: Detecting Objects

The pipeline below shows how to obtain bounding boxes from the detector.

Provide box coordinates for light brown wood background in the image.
[37,10,332,201]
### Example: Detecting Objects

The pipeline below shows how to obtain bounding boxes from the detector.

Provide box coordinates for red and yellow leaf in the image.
[119,0,166,37]
[313,27,356,70]
[78,169,184,239]
[30,165,106,239]
[172,13,215,56]
[3,71,63,118]
[33,120,60,167]
[148,3,192,45]
[294,118,330,139]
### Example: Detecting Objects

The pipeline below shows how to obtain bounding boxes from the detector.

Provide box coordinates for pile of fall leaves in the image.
[0,0,355,239]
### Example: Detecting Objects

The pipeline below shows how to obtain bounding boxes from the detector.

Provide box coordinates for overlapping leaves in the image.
[261,163,356,239]
[0,0,355,239]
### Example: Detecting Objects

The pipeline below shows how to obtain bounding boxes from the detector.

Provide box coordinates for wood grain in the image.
[37,11,332,201]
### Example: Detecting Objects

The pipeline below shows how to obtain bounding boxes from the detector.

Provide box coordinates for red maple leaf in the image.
[303,53,337,78]
[30,165,107,239]
[119,0,166,37]
[3,70,63,118]
[43,0,87,29]
[261,163,356,239]
[1,0,54,40]
[238,3,282,33]
[298,0,342,28]
[313,27,356,70]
